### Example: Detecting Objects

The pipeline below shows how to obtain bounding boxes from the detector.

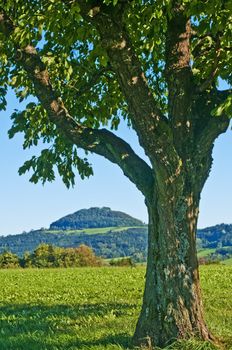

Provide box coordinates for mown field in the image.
[47,226,144,236]
[197,248,216,258]
[222,258,232,265]
[0,265,231,350]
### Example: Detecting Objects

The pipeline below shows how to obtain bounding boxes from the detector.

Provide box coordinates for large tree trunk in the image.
[133,174,214,348]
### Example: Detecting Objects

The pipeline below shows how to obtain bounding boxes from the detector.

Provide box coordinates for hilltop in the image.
[50,207,144,230]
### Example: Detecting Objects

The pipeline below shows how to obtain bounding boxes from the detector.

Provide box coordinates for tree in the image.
[32,243,54,267]
[0,0,231,347]
[0,251,20,268]
[75,244,102,266]
[21,243,102,267]
[21,250,33,268]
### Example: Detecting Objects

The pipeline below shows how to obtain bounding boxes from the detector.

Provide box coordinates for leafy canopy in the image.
[0,0,231,187]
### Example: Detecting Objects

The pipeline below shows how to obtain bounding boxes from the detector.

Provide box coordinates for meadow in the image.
[0,265,231,350]
[48,226,144,235]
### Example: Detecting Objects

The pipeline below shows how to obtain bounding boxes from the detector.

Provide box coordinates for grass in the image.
[0,265,231,350]
[197,249,216,258]
[47,226,145,236]
[222,258,232,265]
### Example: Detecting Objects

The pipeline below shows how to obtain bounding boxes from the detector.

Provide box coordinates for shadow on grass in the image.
[0,303,135,350]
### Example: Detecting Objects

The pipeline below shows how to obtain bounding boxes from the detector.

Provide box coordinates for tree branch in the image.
[165,6,193,120]
[197,35,221,92]
[68,65,112,97]
[163,4,197,159]
[72,1,174,164]
[216,88,232,101]
[0,9,154,199]
[195,90,230,153]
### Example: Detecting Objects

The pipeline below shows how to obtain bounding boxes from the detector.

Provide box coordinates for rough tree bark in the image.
[0,1,230,348]
[133,151,214,347]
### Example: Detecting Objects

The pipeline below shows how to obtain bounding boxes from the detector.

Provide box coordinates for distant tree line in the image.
[1,223,232,265]
[0,244,102,268]
[0,227,148,260]
[1,242,231,269]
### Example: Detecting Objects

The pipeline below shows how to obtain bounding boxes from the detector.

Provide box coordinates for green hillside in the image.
[197,248,216,258]
[50,207,144,230]
[222,257,232,265]
[48,226,143,235]
[198,224,232,248]
[0,226,148,260]
[0,208,232,262]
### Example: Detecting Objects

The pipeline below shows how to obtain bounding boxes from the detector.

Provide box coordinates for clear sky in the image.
[0,87,231,236]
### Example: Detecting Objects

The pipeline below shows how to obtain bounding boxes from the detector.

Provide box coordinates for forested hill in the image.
[0,207,232,260]
[50,207,144,230]
[0,227,148,259]
[197,224,232,248]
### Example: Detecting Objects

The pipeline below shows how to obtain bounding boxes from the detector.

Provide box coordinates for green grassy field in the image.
[197,248,216,258]
[222,258,232,265]
[0,266,231,350]
[47,226,145,236]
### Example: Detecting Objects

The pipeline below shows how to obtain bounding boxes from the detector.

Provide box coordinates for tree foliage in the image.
[0,251,20,268]
[0,243,102,268]
[0,0,229,189]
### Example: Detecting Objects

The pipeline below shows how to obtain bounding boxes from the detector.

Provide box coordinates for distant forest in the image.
[0,227,148,261]
[197,224,232,248]
[1,208,232,263]
[0,224,232,263]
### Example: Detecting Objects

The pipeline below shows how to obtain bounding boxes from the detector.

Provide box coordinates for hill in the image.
[50,207,144,230]
[197,223,232,248]
[0,208,232,261]
[0,227,148,260]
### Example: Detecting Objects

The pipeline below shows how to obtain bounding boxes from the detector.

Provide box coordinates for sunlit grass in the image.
[222,258,232,265]
[197,249,216,258]
[47,226,145,235]
[0,266,231,350]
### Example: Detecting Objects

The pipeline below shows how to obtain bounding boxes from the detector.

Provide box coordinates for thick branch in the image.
[195,90,230,152]
[76,128,154,200]
[74,1,175,165]
[0,10,154,199]
[165,5,193,121]
[164,5,196,160]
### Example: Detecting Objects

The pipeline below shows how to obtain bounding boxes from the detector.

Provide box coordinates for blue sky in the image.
[0,88,231,236]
